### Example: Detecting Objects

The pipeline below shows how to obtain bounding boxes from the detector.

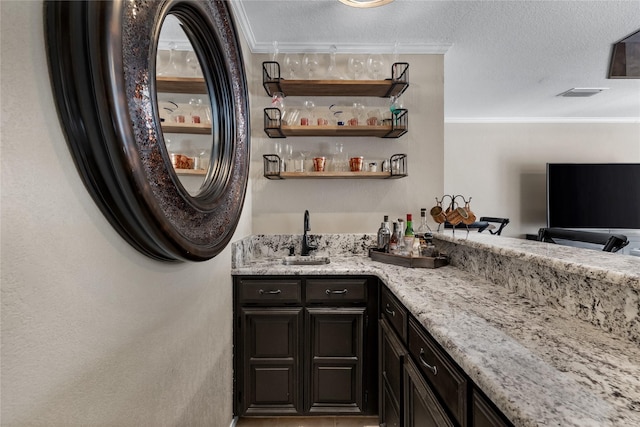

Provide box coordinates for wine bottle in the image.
[389,222,399,253]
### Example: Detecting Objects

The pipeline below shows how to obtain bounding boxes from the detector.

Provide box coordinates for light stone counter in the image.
[231,233,640,427]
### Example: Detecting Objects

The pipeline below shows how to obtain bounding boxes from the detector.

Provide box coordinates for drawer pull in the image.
[258,289,281,295]
[419,348,438,375]
[384,304,396,316]
[326,288,348,295]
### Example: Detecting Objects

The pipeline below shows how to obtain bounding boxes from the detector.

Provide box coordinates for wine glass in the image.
[347,55,365,79]
[366,54,385,80]
[185,51,200,77]
[283,53,301,79]
[302,100,315,125]
[302,53,323,79]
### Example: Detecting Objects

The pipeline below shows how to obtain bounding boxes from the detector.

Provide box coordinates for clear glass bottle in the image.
[377,215,391,252]
[416,208,432,249]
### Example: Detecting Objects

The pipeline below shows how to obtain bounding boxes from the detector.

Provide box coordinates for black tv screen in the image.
[546,163,640,229]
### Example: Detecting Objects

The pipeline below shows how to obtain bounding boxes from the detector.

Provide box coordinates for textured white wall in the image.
[1,2,251,426]
[251,54,445,235]
[444,123,640,237]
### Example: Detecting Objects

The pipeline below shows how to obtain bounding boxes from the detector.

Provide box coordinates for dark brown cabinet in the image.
[379,285,513,427]
[234,276,378,417]
[404,356,455,427]
[471,388,511,427]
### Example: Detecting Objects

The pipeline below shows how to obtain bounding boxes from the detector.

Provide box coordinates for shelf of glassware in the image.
[156,76,207,94]
[262,61,409,98]
[262,153,407,180]
[263,107,408,138]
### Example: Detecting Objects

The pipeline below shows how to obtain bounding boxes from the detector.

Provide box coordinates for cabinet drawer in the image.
[381,286,408,341]
[408,318,467,426]
[305,278,367,303]
[238,279,301,304]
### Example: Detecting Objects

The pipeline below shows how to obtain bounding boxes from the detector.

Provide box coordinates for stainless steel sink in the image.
[282,256,330,266]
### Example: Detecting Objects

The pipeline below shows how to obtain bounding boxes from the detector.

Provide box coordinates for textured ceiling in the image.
[227,0,640,122]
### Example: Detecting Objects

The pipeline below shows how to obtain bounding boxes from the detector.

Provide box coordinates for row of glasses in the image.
[279,102,394,127]
[160,98,212,125]
[281,52,389,80]
[272,141,389,173]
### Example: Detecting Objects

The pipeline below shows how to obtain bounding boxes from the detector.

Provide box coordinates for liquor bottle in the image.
[416,208,435,256]
[404,214,414,237]
[416,208,432,244]
[389,222,399,253]
[404,213,416,255]
[377,215,391,252]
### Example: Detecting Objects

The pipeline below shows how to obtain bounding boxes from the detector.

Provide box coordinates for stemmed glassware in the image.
[347,55,365,79]
[185,51,200,77]
[302,53,323,79]
[366,54,385,80]
[302,100,315,125]
[283,53,301,79]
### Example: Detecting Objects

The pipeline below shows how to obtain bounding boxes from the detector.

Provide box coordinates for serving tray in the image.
[368,248,449,269]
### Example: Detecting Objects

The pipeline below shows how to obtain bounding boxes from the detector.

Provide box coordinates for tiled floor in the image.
[235,416,379,427]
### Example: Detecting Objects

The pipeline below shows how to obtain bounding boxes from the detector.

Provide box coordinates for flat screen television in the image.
[546,163,640,229]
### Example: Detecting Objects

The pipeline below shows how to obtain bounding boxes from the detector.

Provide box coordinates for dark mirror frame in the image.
[45,0,250,262]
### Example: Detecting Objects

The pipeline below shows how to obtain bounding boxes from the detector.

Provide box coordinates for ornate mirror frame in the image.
[45,0,250,262]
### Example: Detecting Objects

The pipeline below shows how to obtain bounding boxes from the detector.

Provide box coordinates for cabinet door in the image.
[404,357,455,427]
[240,307,303,415]
[306,307,365,414]
[472,388,512,427]
[380,319,406,427]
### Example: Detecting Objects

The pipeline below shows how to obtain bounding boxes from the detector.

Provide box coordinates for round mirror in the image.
[157,15,213,196]
[45,0,250,262]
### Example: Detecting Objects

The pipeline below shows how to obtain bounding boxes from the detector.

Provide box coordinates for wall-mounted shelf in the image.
[161,123,212,135]
[262,61,409,98]
[156,76,207,94]
[264,107,408,138]
[263,153,407,180]
[175,168,206,176]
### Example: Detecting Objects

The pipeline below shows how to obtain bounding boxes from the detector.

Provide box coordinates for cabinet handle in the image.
[419,348,438,375]
[258,289,281,295]
[325,288,348,295]
[384,304,395,316]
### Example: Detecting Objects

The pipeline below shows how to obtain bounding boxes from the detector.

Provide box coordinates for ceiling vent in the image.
[557,88,609,97]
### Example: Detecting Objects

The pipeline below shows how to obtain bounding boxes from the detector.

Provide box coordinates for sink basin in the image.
[282,256,330,266]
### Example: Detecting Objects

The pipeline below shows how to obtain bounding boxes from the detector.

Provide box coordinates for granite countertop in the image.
[231,233,640,427]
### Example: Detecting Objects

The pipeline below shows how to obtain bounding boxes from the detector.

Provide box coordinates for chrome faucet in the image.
[301,210,318,256]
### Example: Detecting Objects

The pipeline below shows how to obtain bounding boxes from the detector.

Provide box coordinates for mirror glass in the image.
[157,14,213,196]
